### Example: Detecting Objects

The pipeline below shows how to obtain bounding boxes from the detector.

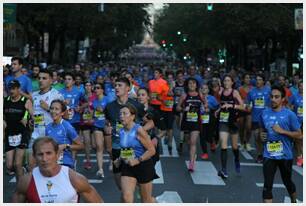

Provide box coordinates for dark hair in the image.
[222,74,235,88]
[64,72,75,80]
[32,136,59,156]
[256,74,265,82]
[166,70,174,77]
[39,69,53,78]
[8,80,21,89]
[176,69,184,76]
[137,87,150,96]
[110,71,120,79]
[11,56,23,65]
[184,77,199,93]
[116,77,131,87]
[94,82,105,91]
[32,64,41,70]
[125,71,134,78]
[75,72,84,81]
[121,103,137,121]
[154,68,163,74]
[271,84,286,98]
[50,99,67,112]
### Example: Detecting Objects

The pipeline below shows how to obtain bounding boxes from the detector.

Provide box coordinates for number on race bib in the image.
[219,111,229,123]
[8,134,22,147]
[267,141,283,157]
[186,112,198,122]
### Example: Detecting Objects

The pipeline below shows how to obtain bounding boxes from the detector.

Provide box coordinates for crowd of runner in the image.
[3,56,303,203]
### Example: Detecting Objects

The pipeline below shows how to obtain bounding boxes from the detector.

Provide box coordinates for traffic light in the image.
[183,38,187,42]
[177,31,181,35]
[169,43,173,47]
[162,43,166,47]
[161,40,166,44]
[207,3,213,11]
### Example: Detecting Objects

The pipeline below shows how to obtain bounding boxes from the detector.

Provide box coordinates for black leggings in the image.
[262,158,296,200]
[200,123,213,153]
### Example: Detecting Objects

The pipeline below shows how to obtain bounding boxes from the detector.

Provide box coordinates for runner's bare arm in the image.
[69,169,104,203]
[142,119,154,131]
[11,174,31,202]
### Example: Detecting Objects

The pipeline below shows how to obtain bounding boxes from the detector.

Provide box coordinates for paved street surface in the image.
[3,125,303,203]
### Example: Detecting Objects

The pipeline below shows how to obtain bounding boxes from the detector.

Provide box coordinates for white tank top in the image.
[32,88,63,139]
[32,166,78,203]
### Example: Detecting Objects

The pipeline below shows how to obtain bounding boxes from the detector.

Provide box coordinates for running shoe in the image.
[188,161,195,172]
[297,156,303,167]
[96,169,104,178]
[200,153,209,160]
[6,169,15,176]
[210,143,216,152]
[218,170,228,179]
[235,160,240,173]
[84,160,92,170]
[256,155,263,164]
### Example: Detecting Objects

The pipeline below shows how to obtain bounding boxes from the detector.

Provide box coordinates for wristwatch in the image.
[66,144,71,150]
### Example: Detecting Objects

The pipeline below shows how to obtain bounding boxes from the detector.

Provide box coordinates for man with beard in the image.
[259,85,302,203]
[31,65,41,92]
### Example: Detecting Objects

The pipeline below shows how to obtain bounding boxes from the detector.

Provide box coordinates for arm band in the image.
[23,111,29,120]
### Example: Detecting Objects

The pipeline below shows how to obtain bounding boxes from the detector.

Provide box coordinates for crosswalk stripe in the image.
[88,179,103,183]
[156,191,183,203]
[240,162,262,167]
[161,137,179,157]
[9,177,16,183]
[240,150,254,160]
[185,161,226,185]
[284,196,302,203]
[256,183,286,188]
[153,161,164,184]
[292,165,303,176]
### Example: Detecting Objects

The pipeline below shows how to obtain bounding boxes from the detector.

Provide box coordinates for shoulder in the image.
[69,169,90,193]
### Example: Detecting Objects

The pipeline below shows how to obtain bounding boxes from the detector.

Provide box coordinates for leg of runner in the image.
[231,133,240,173]
[166,128,173,155]
[244,115,252,151]
[238,117,246,149]
[218,131,229,178]
[294,139,303,167]
[278,160,297,203]
[83,129,92,170]
[254,128,263,163]
[94,130,104,178]
[121,176,137,203]
[262,158,278,203]
[188,131,199,172]
[139,181,155,203]
[14,148,25,181]
[200,124,209,159]
[104,134,113,171]
[6,150,15,175]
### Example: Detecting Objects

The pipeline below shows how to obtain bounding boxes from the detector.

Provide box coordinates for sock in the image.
[232,149,240,162]
[221,149,227,171]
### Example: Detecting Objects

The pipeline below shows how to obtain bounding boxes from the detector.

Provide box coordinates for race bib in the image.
[267,141,283,157]
[8,134,22,147]
[115,122,124,137]
[94,110,105,120]
[186,112,198,122]
[165,100,174,108]
[120,148,135,160]
[151,92,158,100]
[34,114,45,126]
[297,106,303,117]
[219,111,229,123]
[82,113,93,120]
[57,152,64,164]
[201,114,210,124]
[254,97,265,108]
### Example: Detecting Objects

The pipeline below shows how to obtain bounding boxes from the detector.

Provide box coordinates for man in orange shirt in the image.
[148,68,169,134]
[278,75,292,106]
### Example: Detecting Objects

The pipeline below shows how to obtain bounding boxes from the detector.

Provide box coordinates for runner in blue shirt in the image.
[92,82,110,178]
[10,56,32,100]
[259,85,302,203]
[46,99,84,169]
[289,80,303,167]
[246,74,271,163]
[60,72,83,131]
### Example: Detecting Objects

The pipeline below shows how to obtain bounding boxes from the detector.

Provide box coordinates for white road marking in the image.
[9,177,16,183]
[156,191,183,203]
[83,159,109,163]
[240,162,262,167]
[161,137,179,157]
[153,161,164,184]
[292,165,303,176]
[185,161,226,185]
[284,196,302,203]
[256,183,286,188]
[240,150,254,160]
[88,179,103,183]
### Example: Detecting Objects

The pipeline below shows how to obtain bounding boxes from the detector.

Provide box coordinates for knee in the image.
[14,160,23,169]
[122,192,133,203]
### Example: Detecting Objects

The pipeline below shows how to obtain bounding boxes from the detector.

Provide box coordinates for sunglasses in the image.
[94,86,102,90]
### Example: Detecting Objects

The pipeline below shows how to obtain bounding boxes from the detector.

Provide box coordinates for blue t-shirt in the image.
[74,85,85,96]
[290,86,298,96]
[207,95,219,110]
[105,85,116,102]
[9,74,32,94]
[119,123,145,158]
[289,93,303,124]
[4,75,14,93]
[46,119,78,167]
[60,87,82,124]
[260,108,301,160]
[247,86,271,123]
[93,96,110,128]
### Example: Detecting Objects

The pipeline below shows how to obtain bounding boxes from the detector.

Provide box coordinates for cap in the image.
[8,80,21,89]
